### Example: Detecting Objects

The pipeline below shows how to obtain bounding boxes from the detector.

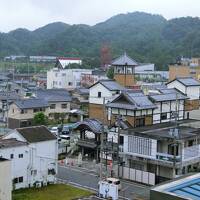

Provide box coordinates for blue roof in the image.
[167,178,200,200]
[168,77,200,87]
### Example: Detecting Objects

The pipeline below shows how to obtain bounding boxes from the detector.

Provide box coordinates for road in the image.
[57,165,150,200]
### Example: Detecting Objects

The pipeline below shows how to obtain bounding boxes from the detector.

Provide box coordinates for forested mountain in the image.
[1,12,200,70]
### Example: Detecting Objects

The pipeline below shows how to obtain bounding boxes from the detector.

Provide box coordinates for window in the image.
[13,176,23,184]
[61,104,67,109]
[98,92,101,98]
[135,118,145,127]
[12,109,14,113]
[33,108,39,113]
[19,177,23,183]
[31,170,37,176]
[50,104,56,109]
[62,73,66,76]
[10,154,14,159]
[161,113,167,120]
[18,154,23,158]
[48,168,56,175]
[68,82,72,86]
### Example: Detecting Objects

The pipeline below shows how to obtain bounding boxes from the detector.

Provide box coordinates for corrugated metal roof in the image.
[112,52,138,66]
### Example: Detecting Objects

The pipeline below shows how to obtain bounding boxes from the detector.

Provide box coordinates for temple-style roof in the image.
[73,119,103,134]
[112,52,138,66]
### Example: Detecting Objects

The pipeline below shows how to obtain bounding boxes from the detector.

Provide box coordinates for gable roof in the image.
[89,79,125,91]
[36,89,72,102]
[0,138,27,149]
[16,126,56,143]
[15,98,49,109]
[112,52,138,66]
[167,77,200,87]
[107,91,156,110]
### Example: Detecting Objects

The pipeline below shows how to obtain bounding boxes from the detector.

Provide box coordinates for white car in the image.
[106,178,122,190]
[50,127,58,136]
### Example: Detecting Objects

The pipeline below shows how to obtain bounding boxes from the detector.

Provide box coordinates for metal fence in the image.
[119,166,155,185]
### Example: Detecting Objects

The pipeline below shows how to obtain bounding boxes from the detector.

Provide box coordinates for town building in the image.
[118,121,200,185]
[47,68,92,89]
[169,57,200,81]
[112,52,138,87]
[89,79,124,122]
[106,90,156,127]
[3,126,57,189]
[55,57,82,68]
[167,77,200,117]
[0,158,12,200]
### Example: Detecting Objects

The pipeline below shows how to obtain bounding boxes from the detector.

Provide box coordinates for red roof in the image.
[57,57,81,61]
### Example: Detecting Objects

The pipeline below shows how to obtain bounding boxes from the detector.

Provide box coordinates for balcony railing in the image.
[156,152,181,163]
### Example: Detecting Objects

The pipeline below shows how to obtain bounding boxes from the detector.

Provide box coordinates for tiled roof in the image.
[16,126,57,143]
[107,91,156,110]
[112,52,138,66]
[74,119,103,134]
[150,93,188,102]
[98,80,125,91]
[15,98,49,109]
[0,138,27,148]
[36,89,72,102]
[168,77,200,86]
[0,91,20,101]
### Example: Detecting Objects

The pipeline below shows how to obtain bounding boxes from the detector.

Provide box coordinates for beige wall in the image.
[114,74,135,87]
[8,102,71,120]
[169,65,190,81]
[0,160,12,200]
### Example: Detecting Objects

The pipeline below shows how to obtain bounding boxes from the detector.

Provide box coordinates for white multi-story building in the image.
[47,68,92,89]
[2,126,57,189]
[0,158,12,200]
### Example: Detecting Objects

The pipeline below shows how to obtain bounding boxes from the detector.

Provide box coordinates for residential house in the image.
[166,77,200,118]
[0,139,29,189]
[36,89,72,120]
[3,126,57,188]
[89,79,124,122]
[8,98,49,129]
[0,158,12,200]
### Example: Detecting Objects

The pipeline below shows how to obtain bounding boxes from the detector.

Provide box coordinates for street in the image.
[57,164,150,200]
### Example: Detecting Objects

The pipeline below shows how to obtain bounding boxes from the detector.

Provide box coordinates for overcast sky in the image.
[0,0,199,32]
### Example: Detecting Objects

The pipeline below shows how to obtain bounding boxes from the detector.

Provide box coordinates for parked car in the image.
[50,127,58,136]
[62,126,70,135]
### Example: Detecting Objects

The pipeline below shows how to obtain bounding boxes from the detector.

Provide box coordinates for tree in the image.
[33,112,47,125]
[106,67,114,79]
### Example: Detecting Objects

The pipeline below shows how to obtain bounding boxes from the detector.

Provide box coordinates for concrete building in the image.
[0,158,12,200]
[3,126,57,188]
[47,68,92,89]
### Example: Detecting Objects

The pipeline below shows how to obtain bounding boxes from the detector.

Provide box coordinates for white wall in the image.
[89,83,119,105]
[0,145,29,189]
[0,160,12,200]
[47,68,92,89]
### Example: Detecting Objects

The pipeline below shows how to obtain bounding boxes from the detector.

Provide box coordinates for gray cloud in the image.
[0,0,199,32]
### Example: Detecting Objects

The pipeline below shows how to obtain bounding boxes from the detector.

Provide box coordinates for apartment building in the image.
[2,126,57,189]
[0,158,12,200]
[47,68,92,89]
